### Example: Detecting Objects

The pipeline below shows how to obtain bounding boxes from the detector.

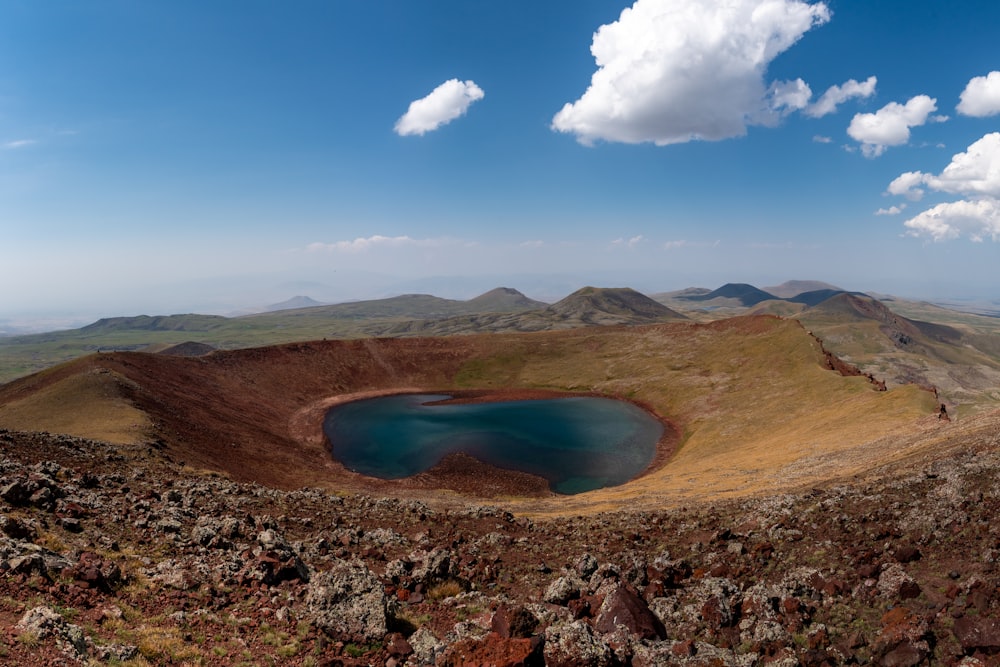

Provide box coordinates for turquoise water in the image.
[322,394,663,494]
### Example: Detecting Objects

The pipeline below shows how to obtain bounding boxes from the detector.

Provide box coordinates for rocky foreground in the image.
[3,425,1000,666]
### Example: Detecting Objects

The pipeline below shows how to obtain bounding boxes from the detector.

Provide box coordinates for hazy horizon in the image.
[2,269,997,336]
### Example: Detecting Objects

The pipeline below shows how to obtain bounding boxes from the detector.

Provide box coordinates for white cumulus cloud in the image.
[903,199,1000,242]
[805,76,877,118]
[957,71,1000,117]
[394,79,485,136]
[890,133,1000,242]
[847,95,939,157]
[888,133,1000,200]
[922,132,1000,197]
[551,0,830,146]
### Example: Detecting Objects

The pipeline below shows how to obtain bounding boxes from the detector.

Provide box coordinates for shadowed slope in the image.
[799,294,1000,415]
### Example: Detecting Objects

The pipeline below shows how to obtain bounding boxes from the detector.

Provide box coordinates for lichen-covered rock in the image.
[411,547,454,585]
[407,627,446,666]
[576,552,599,578]
[307,558,394,643]
[16,605,90,661]
[543,619,614,667]
[877,563,921,599]
[544,572,585,604]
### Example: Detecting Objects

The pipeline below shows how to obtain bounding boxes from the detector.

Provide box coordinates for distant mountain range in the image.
[2,282,999,414]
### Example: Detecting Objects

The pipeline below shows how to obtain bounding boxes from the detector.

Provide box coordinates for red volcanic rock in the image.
[441,632,543,667]
[491,604,540,639]
[67,552,122,593]
[953,616,1000,655]
[894,544,922,563]
[875,607,930,665]
[593,581,667,640]
[386,632,414,657]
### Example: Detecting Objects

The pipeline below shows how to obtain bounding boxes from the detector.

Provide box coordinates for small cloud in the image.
[812,135,832,144]
[875,204,906,216]
[394,79,485,136]
[2,139,36,150]
[306,235,445,253]
[805,76,877,118]
[847,95,939,157]
[520,240,545,248]
[663,239,721,250]
[957,71,1000,117]
[551,0,830,146]
[748,241,795,249]
[765,78,813,116]
[612,235,645,249]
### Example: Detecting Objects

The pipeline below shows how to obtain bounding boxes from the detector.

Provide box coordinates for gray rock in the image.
[543,619,614,667]
[410,547,453,585]
[16,606,90,661]
[576,552,599,578]
[544,573,585,605]
[406,627,445,666]
[307,558,395,643]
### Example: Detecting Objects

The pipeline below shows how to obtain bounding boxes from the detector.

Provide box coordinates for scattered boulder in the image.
[491,603,540,639]
[593,581,667,640]
[408,627,446,665]
[67,551,123,592]
[874,607,930,666]
[544,573,585,605]
[543,620,614,667]
[953,616,1000,655]
[15,606,90,661]
[306,558,395,643]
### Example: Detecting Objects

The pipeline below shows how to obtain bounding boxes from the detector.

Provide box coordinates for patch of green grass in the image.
[344,642,382,658]
[16,631,40,648]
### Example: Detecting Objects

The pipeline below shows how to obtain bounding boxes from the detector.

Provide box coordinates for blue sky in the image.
[2,0,999,324]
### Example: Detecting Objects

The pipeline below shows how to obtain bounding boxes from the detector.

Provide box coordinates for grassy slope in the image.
[0,362,150,443]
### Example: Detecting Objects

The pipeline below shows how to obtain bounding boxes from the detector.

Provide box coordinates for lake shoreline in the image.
[308,387,680,497]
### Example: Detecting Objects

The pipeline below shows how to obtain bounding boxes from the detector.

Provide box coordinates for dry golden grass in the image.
[0,368,150,444]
